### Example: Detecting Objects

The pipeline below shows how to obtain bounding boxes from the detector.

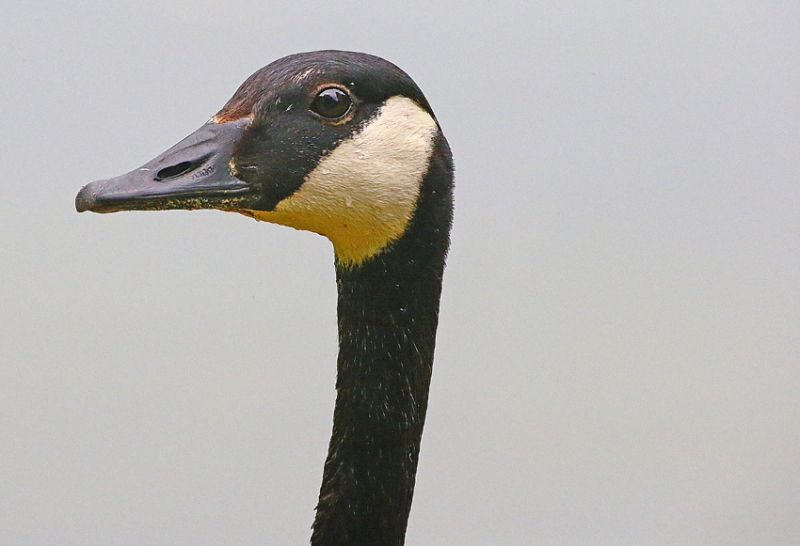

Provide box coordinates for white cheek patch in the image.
[250,96,438,266]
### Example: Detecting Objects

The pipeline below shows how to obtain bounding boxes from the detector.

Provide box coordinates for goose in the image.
[75,50,453,546]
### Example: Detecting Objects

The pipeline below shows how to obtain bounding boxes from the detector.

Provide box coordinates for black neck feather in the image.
[310,133,453,546]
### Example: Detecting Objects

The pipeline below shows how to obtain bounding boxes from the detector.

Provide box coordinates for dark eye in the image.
[310,87,352,119]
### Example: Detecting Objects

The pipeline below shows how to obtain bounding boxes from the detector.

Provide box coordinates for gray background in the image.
[1,1,798,545]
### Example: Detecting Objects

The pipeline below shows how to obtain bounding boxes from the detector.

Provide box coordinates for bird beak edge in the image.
[75,119,252,214]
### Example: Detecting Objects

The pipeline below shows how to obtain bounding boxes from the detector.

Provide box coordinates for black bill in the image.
[75,119,252,213]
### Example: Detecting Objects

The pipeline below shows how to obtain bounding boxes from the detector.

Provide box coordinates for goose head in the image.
[75,50,447,267]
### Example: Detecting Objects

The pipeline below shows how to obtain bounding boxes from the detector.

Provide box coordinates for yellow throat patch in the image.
[245,96,438,267]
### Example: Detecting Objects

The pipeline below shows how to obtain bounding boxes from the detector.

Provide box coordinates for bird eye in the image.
[310,88,352,119]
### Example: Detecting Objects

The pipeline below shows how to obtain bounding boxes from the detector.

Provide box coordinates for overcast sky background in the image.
[1,2,799,545]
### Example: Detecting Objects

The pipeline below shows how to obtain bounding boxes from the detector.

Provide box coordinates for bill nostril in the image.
[155,157,209,181]
[155,161,195,181]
